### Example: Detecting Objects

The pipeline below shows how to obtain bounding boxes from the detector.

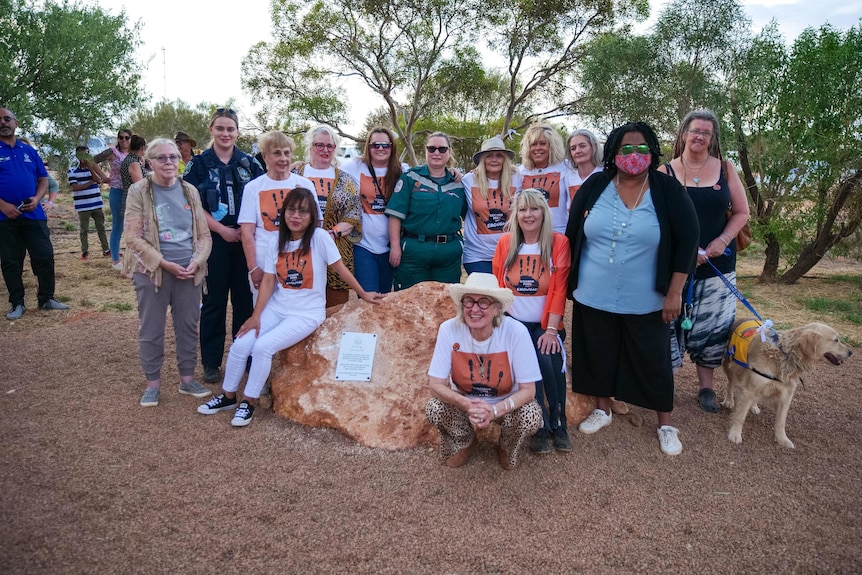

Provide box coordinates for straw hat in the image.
[472,136,515,165]
[448,272,514,313]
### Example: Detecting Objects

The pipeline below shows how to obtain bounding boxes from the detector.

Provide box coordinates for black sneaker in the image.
[197,393,237,415]
[202,365,220,383]
[530,429,553,454]
[552,427,573,452]
[231,401,254,427]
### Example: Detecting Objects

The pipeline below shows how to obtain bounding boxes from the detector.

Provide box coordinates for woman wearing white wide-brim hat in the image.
[461,136,522,275]
[426,272,543,470]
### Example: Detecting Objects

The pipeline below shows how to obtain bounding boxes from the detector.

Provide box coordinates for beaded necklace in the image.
[609,175,649,264]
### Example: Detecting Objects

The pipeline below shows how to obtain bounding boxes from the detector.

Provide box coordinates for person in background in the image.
[238,130,315,302]
[0,107,69,320]
[291,124,362,307]
[426,272,543,469]
[386,132,466,290]
[493,188,572,454]
[124,138,213,407]
[565,121,699,456]
[197,188,384,427]
[184,107,264,384]
[519,124,569,233]
[462,136,520,275]
[94,129,131,269]
[340,127,406,294]
[565,129,603,203]
[174,131,198,175]
[659,109,750,413]
[68,146,110,260]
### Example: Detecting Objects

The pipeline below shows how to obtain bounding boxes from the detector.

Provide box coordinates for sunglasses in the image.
[312,142,336,151]
[118,135,131,140]
[1,115,15,122]
[285,207,311,216]
[216,107,237,115]
[619,144,650,155]
[152,154,180,164]
[462,296,493,310]
[426,146,449,154]
[369,142,392,149]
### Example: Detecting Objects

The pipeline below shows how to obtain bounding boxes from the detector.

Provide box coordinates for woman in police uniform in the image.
[183,107,264,383]
[385,132,466,291]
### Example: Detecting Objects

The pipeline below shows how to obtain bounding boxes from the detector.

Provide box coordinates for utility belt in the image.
[402,230,460,244]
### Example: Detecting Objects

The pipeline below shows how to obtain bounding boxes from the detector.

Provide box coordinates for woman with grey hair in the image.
[124,138,213,407]
[659,109,750,413]
[292,124,362,307]
[426,272,543,469]
[565,129,603,205]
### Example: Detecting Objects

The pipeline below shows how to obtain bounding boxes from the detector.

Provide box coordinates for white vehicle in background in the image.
[337,144,361,164]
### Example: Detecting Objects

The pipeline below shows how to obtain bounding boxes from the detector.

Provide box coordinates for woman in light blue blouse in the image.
[565,122,699,456]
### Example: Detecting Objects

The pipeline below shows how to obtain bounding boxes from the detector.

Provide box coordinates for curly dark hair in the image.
[602,122,662,178]
[278,187,318,257]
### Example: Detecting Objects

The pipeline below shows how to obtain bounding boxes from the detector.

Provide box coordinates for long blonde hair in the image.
[474,153,515,202]
[502,188,554,270]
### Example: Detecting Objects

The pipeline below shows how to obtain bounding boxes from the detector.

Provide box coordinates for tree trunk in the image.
[759,232,780,283]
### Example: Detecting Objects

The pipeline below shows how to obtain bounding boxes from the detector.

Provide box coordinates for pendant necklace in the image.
[681,154,710,185]
[609,175,649,264]
[471,328,495,382]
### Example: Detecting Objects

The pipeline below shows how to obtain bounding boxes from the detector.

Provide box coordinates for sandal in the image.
[698,388,720,413]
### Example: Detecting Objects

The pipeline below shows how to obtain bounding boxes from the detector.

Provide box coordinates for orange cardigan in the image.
[492,232,571,330]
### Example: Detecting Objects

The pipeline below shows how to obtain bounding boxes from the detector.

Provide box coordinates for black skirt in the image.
[570,301,674,412]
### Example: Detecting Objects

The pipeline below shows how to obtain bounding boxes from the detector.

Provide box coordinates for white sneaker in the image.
[578,409,612,434]
[658,425,683,456]
[111,261,123,271]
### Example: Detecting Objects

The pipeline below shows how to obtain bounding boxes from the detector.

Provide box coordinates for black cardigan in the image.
[565,170,699,297]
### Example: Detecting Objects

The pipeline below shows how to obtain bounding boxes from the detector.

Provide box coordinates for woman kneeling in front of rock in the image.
[425,273,543,469]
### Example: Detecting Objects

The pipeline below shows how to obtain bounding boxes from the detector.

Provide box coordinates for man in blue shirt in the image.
[0,108,69,320]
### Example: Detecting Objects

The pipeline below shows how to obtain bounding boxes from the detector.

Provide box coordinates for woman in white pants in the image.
[197,187,385,427]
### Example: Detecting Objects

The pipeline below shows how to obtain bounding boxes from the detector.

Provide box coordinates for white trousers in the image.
[222,305,321,398]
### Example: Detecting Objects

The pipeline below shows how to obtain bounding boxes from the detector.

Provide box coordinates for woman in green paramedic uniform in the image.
[385,132,466,291]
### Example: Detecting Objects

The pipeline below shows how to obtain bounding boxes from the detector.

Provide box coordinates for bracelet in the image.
[719,233,731,246]
[249,266,259,274]
[492,404,498,418]
[508,398,515,411]
[546,326,558,333]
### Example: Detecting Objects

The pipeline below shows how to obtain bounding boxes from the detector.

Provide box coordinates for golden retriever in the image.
[721,320,853,448]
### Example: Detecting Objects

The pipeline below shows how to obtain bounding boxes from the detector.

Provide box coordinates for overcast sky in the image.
[97,0,861,133]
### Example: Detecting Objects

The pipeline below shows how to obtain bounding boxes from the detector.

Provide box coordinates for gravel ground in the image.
[1,203,861,574]
[2,308,860,574]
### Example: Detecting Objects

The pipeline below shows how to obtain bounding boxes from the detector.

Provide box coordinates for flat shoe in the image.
[698,388,720,413]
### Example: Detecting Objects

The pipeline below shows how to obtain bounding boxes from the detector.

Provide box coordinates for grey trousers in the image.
[133,271,202,381]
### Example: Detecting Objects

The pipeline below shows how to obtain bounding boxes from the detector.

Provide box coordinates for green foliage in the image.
[482,0,648,133]
[127,100,212,146]
[732,23,862,281]
[801,295,862,325]
[0,0,144,143]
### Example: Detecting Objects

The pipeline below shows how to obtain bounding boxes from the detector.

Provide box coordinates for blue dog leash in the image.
[681,248,778,343]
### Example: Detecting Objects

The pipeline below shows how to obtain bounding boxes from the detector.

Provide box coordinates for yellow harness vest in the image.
[726,319,763,368]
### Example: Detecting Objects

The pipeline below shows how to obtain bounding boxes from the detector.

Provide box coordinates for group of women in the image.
[427,112,748,469]
[115,107,749,459]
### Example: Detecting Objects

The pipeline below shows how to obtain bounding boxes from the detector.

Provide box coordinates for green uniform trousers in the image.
[393,236,462,291]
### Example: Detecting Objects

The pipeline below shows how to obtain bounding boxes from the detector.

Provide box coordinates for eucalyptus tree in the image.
[0,0,143,143]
